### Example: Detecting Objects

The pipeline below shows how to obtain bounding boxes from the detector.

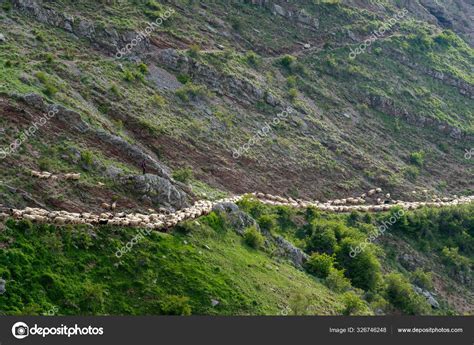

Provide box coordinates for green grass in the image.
[0,217,344,316]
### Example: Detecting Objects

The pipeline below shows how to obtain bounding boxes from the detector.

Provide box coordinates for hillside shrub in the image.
[172,167,193,184]
[305,253,334,278]
[410,269,433,290]
[409,151,425,166]
[325,267,351,292]
[257,215,276,233]
[244,226,265,249]
[341,292,367,315]
[385,273,430,315]
[336,238,382,291]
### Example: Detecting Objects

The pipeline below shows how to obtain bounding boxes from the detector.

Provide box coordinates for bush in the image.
[35,72,58,97]
[341,292,367,315]
[280,55,296,69]
[440,247,471,274]
[123,69,135,82]
[137,62,148,74]
[306,222,338,254]
[177,74,191,84]
[188,44,200,58]
[175,83,210,102]
[80,150,95,167]
[160,295,192,315]
[336,238,382,291]
[410,269,433,290]
[202,212,225,232]
[288,88,298,100]
[172,167,193,184]
[286,76,297,88]
[325,267,351,292]
[151,94,166,107]
[257,215,275,233]
[244,226,265,249]
[385,273,430,315]
[305,253,334,278]
[409,151,425,167]
[245,51,260,67]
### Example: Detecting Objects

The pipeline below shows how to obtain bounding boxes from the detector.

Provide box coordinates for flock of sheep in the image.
[0,197,242,230]
[253,188,473,213]
[1,176,473,231]
[30,170,81,181]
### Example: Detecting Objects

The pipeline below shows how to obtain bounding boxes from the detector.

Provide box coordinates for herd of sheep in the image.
[1,179,472,231]
[0,197,241,230]
[253,188,473,213]
[30,170,81,181]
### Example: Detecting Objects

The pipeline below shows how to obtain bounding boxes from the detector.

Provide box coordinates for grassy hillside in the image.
[0,200,472,316]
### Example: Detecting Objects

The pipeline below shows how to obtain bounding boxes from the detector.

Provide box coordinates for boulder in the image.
[104,165,123,179]
[274,235,308,269]
[121,174,189,209]
[212,202,257,235]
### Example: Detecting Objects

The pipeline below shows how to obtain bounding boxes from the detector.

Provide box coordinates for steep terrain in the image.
[0,0,473,316]
[0,0,472,212]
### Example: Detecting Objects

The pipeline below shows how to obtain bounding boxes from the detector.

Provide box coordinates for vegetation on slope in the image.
[0,200,472,316]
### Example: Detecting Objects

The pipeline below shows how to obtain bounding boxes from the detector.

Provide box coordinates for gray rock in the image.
[212,202,257,235]
[104,165,123,179]
[274,235,308,269]
[22,93,44,109]
[0,278,5,295]
[95,130,171,179]
[0,33,6,42]
[212,202,239,214]
[211,299,219,307]
[272,4,286,17]
[297,9,313,26]
[121,174,189,209]
[265,92,278,106]
[147,64,182,91]
[427,296,440,309]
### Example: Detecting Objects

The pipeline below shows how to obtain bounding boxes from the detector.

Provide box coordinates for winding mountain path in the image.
[1,190,473,231]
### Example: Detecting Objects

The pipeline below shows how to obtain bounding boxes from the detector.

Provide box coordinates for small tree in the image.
[305,253,334,278]
[342,292,367,316]
[172,167,193,184]
[257,215,275,233]
[325,268,351,293]
[244,226,265,249]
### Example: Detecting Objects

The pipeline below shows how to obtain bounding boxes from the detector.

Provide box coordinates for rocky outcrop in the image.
[274,235,308,269]
[388,49,474,99]
[120,174,189,210]
[246,0,319,30]
[153,49,279,107]
[11,92,173,180]
[9,0,149,55]
[366,94,472,140]
[212,202,258,235]
[413,285,440,309]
